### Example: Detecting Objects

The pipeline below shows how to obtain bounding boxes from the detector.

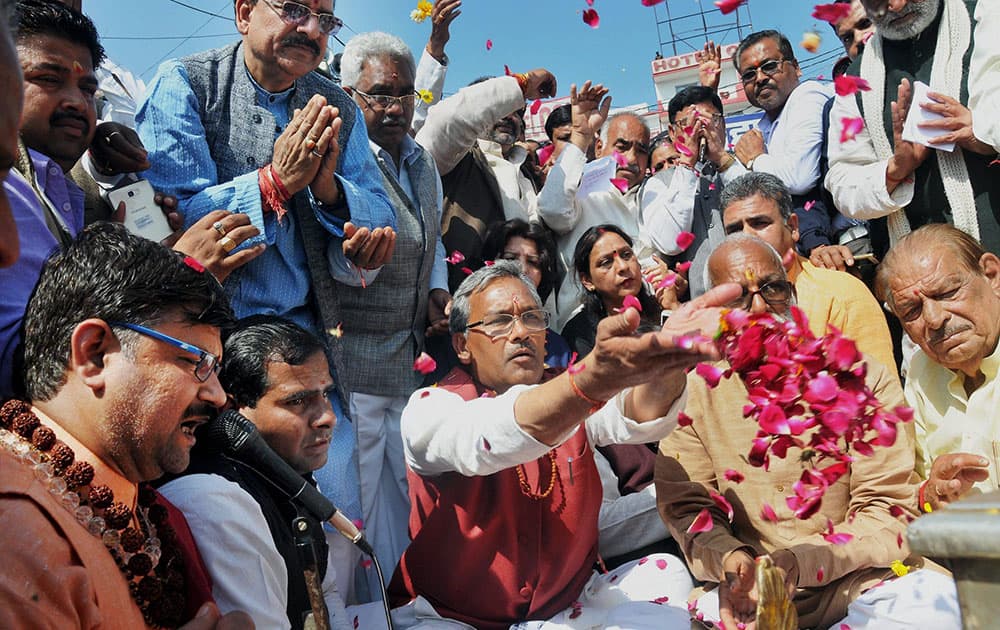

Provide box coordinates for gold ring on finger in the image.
[212,221,227,236]
[219,236,236,253]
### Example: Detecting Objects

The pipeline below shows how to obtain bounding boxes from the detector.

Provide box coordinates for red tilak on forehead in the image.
[72,60,85,75]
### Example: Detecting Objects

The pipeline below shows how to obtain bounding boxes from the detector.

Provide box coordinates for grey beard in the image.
[876,0,941,41]
[491,130,517,147]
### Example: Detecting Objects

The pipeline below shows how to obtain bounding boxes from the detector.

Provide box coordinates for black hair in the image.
[14,0,105,68]
[572,224,659,318]
[832,55,852,79]
[220,315,329,409]
[481,219,560,302]
[733,29,797,72]
[668,85,724,124]
[22,222,233,401]
[544,104,571,140]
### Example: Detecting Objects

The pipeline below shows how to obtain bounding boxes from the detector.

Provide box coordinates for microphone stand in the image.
[294,517,331,630]
[326,513,394,630]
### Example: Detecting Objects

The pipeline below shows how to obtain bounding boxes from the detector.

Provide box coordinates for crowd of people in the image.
[0,0,997,628]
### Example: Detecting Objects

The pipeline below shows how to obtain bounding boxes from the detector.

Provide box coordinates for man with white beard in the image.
[825,0,1000,259]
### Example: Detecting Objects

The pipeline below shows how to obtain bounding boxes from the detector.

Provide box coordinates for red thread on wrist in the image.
[568,370,607,415]
[268,164,292,201]
[258,166,288,223]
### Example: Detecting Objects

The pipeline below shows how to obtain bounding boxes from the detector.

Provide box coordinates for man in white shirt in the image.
[161,316,385,630]
[732,30,849,262]
[415,67,556,291]
[537,84,671,330]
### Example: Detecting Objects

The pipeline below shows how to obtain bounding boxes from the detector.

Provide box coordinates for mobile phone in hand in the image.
[108,179,173,243]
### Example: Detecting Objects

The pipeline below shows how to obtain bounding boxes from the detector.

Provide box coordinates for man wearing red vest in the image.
[388,261,740,629]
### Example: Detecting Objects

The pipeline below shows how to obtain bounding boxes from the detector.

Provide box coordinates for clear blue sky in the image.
[82,0,846,108]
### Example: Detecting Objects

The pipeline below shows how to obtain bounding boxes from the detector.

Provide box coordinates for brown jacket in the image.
[655,359,920,628]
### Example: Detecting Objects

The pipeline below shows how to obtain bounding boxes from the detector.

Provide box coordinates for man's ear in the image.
[786,211,800,243]
[235,0,253,35]
[69,319,119,393]
[452,332,472,365]
[980,252,1000,296]
[594,137,605,157]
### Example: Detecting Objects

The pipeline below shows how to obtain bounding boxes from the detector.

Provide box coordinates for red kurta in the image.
[389,368,603,629]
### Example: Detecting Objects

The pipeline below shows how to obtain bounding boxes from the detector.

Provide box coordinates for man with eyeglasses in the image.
[137,0,396,359]
[826,0,1000,262]
[656,232,959,630]
[388,260,741,629]
[1,222,253,629]
[731,30,852,265]
[332,30,451,582]
[721,172,898,376]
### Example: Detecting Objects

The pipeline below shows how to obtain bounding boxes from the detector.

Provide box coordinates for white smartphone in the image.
[108,179,173,243]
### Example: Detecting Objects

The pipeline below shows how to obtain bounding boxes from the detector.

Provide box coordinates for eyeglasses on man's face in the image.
[353,89,419,112]
[263,0,343,35]
[674,111,725,130]
[466,309,550,339]
[739,58,788,85]
[726,280,795,310]
[110,321,220,383]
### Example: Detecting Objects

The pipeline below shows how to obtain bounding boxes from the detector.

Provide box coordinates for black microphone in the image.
[201,409,374,557]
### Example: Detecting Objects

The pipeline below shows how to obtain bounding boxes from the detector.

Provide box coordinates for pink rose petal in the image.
[817,566,825,582]
[812,3,853,23]
[673,140,693,157]
[834,75,871,97]
[804,200,816,212]
[530,99,543,115]
[761,503,779,522]
[485,39,493,51]
[677,412,694,427]
[582,8,599,28]
[676,261,693,274]
[840,116,864,143]
[655,557,669,569]
[710,490,735,522]
[676,231,696,252]
[612,151,628,168]
[724,469,745,483]
[445,250,465,264]
[714,0,746,14]
[413,352,437,375]
[641,0,666,5]
[615,293,642,313]
[695,362,725,388]
[610,177,629,193]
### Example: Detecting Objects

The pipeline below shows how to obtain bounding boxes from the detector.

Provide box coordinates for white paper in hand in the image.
[901,81,956,152]
[576,156,617,200]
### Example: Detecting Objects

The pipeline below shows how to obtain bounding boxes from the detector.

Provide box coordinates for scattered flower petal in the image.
[568,351,586,375]
[650,595,670,604]
[460,266,473,275]
[804,200,816,212]
[801,31,821,53]
[696,362,725,388]
[610,177,629,193]
[182,256,205,273]
[530,99,543,115]
[812,3,853,23]
[638,556,649,565]
[840,116,865,143]
[615,294,643,313]
[897,532,904,549]
[642,0,666,5]
[710,490,735,522]
[676,261,693,274]
[413,352,437,375]
[410,0,433,23]
[328,322,344,339]
[485,39,493,51]
[655,558,669,570]
[418,89,434,104]
[714,0,746,14]
[582,8,600,28]
[676,231,696,251]
[537,143,555,165]
[678,412,694,427]
[612,151,629,168]
[724,468,745,483]
[817,566,825,582]
[445,250,465,265]
[687,508,715,534]
[761,503,779,522]
[834,75,871,97]
[890,559,910,577]
[674,140,693,157]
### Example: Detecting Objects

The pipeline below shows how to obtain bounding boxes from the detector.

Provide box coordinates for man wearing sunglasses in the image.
[721,172,898,376]
[387,261,743,629]
[732,31,851,265]
[333,30,451,581]
[656,232,959,630]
